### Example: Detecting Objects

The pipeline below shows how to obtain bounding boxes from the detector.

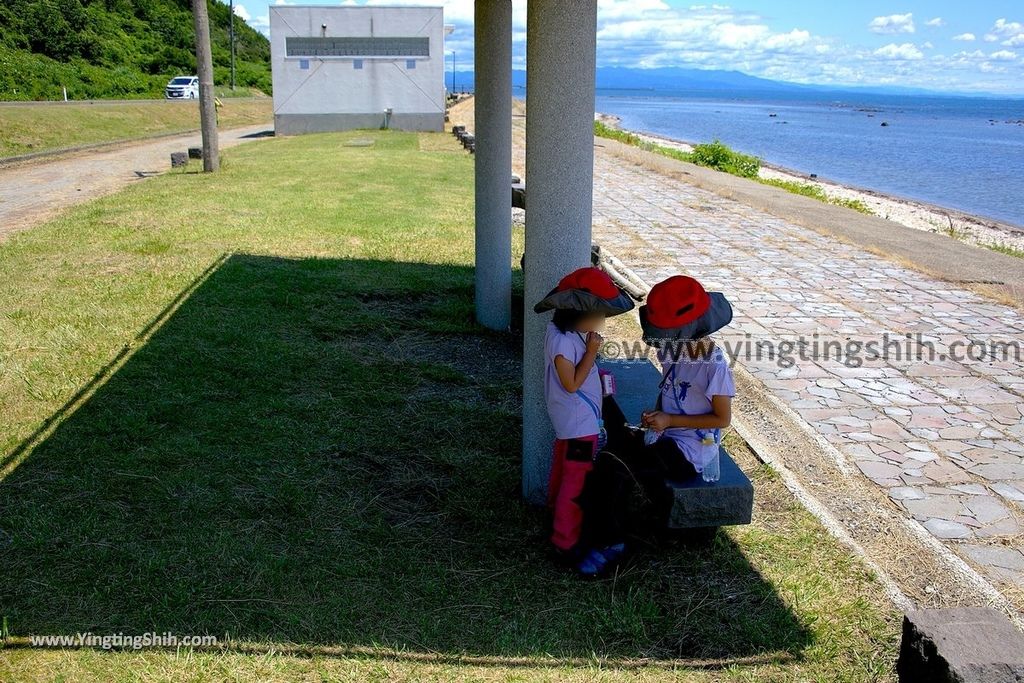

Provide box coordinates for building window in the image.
[353,59,363,70]
[286,36,429,58]
[299,59,309,70]
[406,59,416,69]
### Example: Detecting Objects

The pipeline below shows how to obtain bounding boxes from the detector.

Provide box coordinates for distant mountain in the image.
[451,66,1016,100]
[593,66,801,92]
[453,66,821,95]
[0,0,270,101]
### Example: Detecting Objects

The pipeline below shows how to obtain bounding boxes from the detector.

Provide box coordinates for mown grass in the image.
[0,130,897,681]
[594,121,873,215]
[0,98,272,158]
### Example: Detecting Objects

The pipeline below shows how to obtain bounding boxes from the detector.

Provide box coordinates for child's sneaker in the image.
[576,543,626,577]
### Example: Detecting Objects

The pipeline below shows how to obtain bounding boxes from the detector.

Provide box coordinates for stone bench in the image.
[512,182,526,209]
[897,607,1024,682]
[601,358,754,531]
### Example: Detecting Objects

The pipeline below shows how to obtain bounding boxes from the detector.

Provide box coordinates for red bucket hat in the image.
[533,267,635,316]
[639,275,732,345]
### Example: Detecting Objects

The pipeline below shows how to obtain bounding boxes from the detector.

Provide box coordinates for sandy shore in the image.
[596,113,1024,255]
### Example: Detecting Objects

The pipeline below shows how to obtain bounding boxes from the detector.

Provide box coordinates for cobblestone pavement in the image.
[0,124,272,240]
[590,153,1024,597]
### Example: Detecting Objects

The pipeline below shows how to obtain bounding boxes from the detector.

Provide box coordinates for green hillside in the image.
[0,0,271,101]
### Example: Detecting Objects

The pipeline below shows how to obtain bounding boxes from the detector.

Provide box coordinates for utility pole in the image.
[229,0,236,91]
[191,0,219,171]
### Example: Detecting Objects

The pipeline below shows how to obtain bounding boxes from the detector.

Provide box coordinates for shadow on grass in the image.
[0,254,810,664]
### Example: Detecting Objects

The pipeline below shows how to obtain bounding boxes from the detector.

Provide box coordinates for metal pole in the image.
[229,0,236,91]
[191,0,220,172]
[452,51,456,93]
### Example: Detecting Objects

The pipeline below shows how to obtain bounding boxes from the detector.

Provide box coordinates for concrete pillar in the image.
[474,0,513,331]
[522,0,598,503]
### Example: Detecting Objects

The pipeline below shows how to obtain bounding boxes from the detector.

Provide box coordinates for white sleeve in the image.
[705,361,736,400]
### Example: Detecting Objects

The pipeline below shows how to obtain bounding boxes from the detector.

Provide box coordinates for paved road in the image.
[0,124,272,240]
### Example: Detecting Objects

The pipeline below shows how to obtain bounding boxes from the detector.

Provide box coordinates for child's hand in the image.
[585,331,604,354]
[642,410,672,432]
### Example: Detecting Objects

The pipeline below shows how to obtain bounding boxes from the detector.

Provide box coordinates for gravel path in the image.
[0,124,272,240]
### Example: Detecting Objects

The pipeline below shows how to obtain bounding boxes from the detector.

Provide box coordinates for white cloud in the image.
[763,29,811,50]
[921,41,933,49]
[984,19,1024,47]
[232,3,250,21]
[990,49,1018,61]
[952,33,976,41]
[873,42,923,60]
[925,17,944,28]
[868,13,915,34]
[598,0,670,20]
[989,18,1023,37]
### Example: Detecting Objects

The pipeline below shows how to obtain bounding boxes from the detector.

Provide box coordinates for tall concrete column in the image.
[522,0,598,503]
[474,0,513,331]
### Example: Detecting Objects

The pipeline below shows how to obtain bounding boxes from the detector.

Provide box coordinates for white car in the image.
[165,76,199,99]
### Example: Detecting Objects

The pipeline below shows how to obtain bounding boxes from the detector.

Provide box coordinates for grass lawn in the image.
[0,98,273,159]
[0,130,898,681]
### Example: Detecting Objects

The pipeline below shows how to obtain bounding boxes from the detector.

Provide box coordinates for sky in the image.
[227,0,1024,94]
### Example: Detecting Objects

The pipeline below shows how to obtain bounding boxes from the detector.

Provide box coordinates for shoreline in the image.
[595,112,1024,255]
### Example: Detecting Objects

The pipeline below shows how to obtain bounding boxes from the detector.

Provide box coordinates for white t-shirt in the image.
[657,346,735,472]
[543,322,602,439]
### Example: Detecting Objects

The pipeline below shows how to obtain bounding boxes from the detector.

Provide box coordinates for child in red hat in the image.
[579,275,735,575]
[638,275,735,482]
[533,267,634,570]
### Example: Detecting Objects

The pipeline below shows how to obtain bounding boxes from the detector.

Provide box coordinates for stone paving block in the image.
[974,516,1020,539]
[904,497,966,521]
[896,607,1024,682]
[991,483,1024,503]
[960,545,1024,571]
[923,518,973,539]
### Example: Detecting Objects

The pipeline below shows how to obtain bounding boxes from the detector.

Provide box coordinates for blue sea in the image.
[594,89,1024,228]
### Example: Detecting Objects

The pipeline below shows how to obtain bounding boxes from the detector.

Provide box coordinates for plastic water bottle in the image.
[701,445,721,483]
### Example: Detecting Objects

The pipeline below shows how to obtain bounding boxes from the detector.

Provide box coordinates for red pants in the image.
[547,435,598,551]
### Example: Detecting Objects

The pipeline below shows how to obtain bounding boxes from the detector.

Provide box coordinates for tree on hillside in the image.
[0,0,271,100]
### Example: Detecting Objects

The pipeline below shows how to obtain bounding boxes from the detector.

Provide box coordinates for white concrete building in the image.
[269,5,446,134]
